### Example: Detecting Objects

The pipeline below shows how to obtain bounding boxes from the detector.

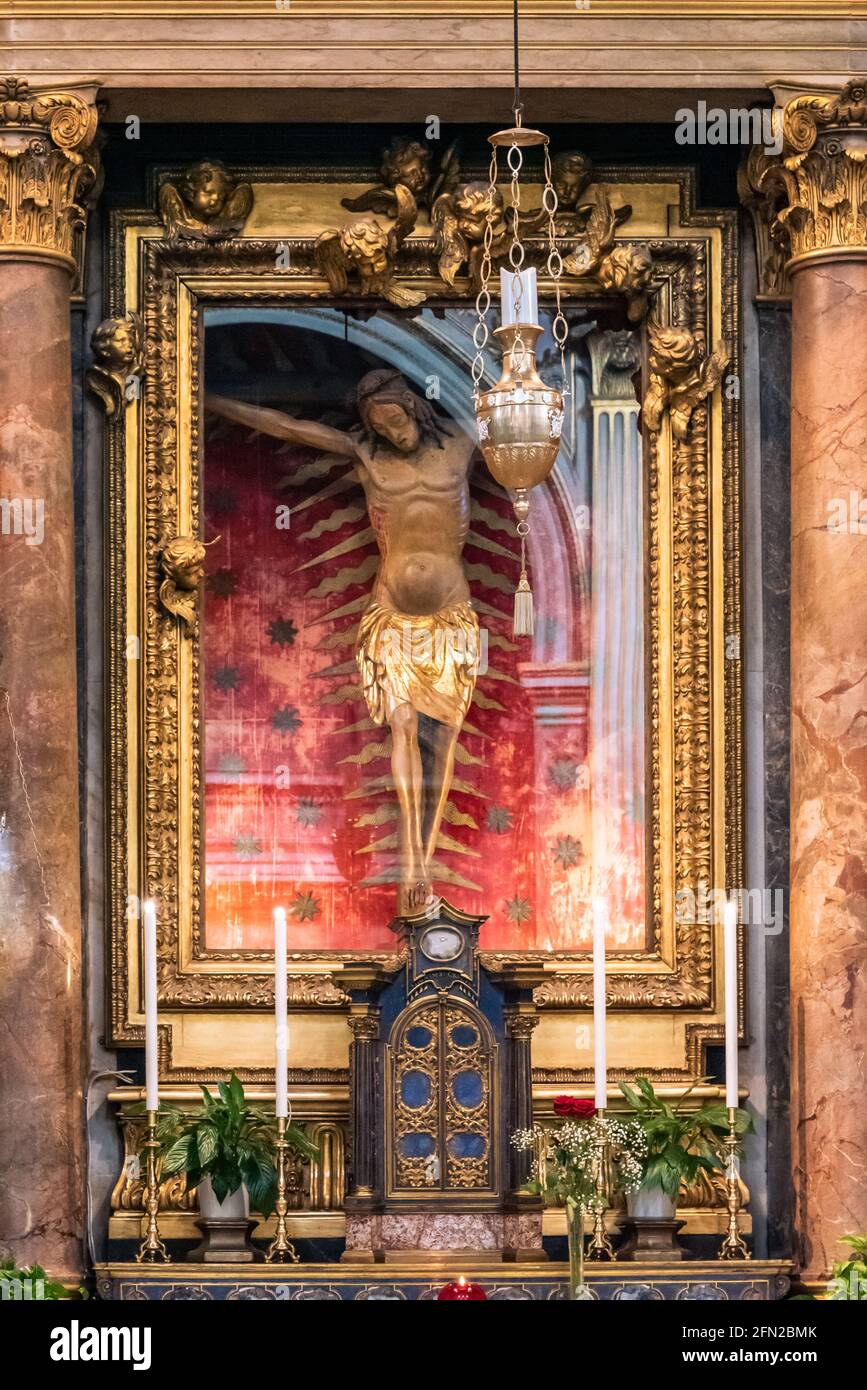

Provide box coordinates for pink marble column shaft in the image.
[0,261,84,1279]
[790,256,867,1276]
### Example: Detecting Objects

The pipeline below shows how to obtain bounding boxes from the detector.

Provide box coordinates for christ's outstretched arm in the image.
[205,392,360,459]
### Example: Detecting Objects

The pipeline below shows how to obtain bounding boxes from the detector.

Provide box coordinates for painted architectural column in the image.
[0,79,100,1279]
[345,1009,382,1205]
[587,332,644,937]
[743,79,867,1277]
[502,1005,539,1199]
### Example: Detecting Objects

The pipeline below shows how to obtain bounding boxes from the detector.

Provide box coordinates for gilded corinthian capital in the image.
[0,77,100,274]
[741,79,867,292]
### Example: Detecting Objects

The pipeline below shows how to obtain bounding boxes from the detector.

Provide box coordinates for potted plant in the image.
[0,1261,87,1301]
[146,1073,318,1259]
[513,1097,646,1298]
[828,1235,867,1300]
[618,1076,752,1259]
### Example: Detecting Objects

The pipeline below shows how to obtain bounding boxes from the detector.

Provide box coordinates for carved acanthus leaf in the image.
[739,79,867,283]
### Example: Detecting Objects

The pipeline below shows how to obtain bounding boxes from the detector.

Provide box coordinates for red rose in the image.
[553,1095,596,1119]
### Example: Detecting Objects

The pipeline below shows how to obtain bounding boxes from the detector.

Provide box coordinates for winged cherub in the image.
[431,181,513,288]
[341,135,461,217]
[643,325,730,440]
[159,159,253,242]
[315,185,426,309]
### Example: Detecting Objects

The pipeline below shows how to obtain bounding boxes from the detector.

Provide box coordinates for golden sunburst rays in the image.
[299,502,366,540]
[274,451,351,488]
[294,446,523,898]
[470,499,516,536]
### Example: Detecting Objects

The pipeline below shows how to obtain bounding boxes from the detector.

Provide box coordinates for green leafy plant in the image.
[619,1076,752,1202]
[0,1260,87,1300]
[829,1234,867,1300]
[144,1073,318,1217]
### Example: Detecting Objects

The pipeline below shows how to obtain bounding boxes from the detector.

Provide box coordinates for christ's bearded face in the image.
[366,400,420,453]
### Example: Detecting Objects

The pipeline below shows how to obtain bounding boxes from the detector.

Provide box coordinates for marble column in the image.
[0,80,100,1280]
[743,79,867,1278]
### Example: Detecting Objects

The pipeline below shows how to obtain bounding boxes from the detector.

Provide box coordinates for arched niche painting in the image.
[200,303,645,954]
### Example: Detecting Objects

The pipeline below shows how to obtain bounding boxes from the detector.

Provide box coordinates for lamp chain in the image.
[471,145,499,398]
[543,140,569,398]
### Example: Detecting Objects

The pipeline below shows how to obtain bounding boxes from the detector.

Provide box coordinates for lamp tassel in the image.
[514,568,534,636]
[513,511,534,637]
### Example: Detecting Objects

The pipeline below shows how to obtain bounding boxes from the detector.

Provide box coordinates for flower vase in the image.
[565,1200,592,1300]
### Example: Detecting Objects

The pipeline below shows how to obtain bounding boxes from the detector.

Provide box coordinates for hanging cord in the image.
[512,0,523,125]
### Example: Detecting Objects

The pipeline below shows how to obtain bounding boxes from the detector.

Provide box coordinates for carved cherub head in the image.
[162,536,207,589]
[179,160,235,223]
[87,312,143,418]
[159,160,253,241]
[552,152,593,209]
[91,312,141,372]
[338,215,391,282]
[380,137,430,197]
[432,181,511,287]
[159,536,209,631]
[454,181,508,244]
[647,325,703,383]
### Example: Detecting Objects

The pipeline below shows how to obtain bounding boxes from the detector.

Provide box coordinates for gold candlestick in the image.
[718,1106,750,1260]
[135,1110,168,1263]
[266,1114,299,1264]
[586,1113,615,1261]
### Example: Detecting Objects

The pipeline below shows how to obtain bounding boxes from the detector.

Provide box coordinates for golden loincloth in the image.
[356,601,480,728]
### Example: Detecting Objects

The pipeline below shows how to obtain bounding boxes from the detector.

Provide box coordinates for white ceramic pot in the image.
[627,1186,677,1220]
[197,1175,250,1220]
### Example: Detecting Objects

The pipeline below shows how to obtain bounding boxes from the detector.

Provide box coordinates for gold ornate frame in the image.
[103,154,741,1086]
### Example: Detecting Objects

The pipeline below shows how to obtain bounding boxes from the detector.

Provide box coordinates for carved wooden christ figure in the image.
[206,372,481,915]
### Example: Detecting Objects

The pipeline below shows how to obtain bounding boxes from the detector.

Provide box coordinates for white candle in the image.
[723,897,739,1110]
[142,900,159,1113]
[274,906,288,1119]
[592,896,608,1112]
[500,266,539,327]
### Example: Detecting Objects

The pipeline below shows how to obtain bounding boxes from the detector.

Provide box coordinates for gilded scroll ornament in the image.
[643,325,730,441]
[0,77,100,272]
[316,185,425,308]
[158,536,208,632]
[87,312,144,418]
[159,159,253,241]
[740,79,867,274]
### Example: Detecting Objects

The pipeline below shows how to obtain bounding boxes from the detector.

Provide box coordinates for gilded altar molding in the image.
[0,77,100,275]
[103,149,741,1090]
[740,78,867,286]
